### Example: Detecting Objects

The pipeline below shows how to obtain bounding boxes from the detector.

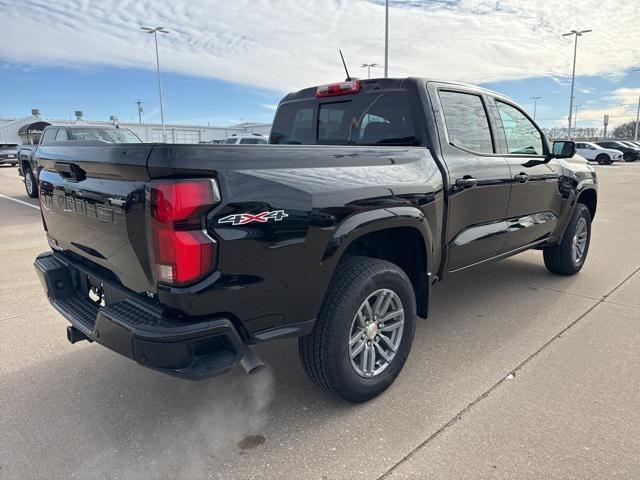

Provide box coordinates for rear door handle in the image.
[455,176,478,189]
[514,172,529,183]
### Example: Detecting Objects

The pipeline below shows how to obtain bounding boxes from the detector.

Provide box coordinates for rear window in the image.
[271,90,417,145]
[69,128,141,143]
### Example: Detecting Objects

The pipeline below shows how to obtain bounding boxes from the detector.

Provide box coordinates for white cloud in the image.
[260,104,278,111]
[570,88,640,128]
[0,0,639,94]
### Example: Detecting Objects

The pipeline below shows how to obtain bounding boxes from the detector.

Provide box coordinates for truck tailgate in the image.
[37,144,156,294]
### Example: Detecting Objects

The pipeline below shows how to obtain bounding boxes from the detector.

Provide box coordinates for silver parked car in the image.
[0,143,19,166]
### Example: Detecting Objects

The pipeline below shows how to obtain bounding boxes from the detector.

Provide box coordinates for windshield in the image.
[271,90,417,146]
[224,138,238,144]
[69,128,141,143]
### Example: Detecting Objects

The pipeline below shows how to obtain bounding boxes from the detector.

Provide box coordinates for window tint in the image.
[55,128,68,141]
[318,102,347,142]
[439,91,493,153]
[496,101,543,155]
[40,128,57,145]
[317,91,415,145]
[271,103,314,144]
[271,91,416,145]
[69,128,141,143]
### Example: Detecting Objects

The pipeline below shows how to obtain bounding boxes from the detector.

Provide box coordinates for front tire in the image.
[595,154,610,165]
[24,167,38,198]
[543,204,591,275]
[623,152,636,162]
[299,257,416,403]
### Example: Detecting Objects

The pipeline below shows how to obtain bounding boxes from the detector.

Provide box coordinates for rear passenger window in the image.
[496,101,543,155]
[439,91,494,153]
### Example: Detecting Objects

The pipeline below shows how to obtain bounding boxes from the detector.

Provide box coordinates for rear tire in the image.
[543,204,591,276]
[595,154,610,165]
[623,152,635,162]
[24,167,38,198]
[299,256,416,403]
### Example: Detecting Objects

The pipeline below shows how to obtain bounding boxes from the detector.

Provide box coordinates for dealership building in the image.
[0,114,272,145]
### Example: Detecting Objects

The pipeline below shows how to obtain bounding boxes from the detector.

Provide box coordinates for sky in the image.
[0,0,639,129]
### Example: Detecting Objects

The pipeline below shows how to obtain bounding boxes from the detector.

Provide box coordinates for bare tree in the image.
[611,121,637,139]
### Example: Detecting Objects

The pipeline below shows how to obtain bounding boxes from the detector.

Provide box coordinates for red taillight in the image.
[316,80,361,98]
[150,179,220,286]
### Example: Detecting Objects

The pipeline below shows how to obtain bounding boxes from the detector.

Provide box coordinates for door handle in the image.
[514,172,529,183]
[54,162,86,181]
[455,176,478,189]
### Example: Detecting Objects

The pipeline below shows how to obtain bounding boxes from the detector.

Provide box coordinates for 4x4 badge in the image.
[218,210,289,226]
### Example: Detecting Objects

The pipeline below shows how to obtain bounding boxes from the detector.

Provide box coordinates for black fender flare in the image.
[551,181,597,244]
[322,206,435,317]
[323,206,433,261]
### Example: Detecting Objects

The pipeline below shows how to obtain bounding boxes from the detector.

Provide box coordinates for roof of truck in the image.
[280,77,512,104]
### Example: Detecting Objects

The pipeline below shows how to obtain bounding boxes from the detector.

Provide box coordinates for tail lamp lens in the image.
[150,179,220,285]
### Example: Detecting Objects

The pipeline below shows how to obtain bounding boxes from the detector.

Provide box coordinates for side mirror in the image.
[552,140,576,159]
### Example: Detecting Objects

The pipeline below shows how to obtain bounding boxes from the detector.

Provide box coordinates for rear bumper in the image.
[34,252,264,379]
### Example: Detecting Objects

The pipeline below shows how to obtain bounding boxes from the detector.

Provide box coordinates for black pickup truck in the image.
[34,78,597,402]
[19,125,141,198]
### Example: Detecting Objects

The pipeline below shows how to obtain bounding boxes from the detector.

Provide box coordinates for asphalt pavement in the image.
[0,162,638,480]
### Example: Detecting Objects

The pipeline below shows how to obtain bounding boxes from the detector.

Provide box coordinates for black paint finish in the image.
[34,77,597,351]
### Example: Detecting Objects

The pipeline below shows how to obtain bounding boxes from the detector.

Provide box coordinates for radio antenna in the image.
[339,49,353,81]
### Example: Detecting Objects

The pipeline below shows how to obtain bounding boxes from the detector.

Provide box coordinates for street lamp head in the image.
[562,29,591,36]
[140,26,170,34]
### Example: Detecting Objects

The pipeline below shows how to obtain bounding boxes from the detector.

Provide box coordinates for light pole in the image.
[384,0,389,78]
[361,63,378,79]
[141,26,169,142]
[562,29,591,139]
[530,96,542,120]
[573,104,583,136]
[633,68,640,141]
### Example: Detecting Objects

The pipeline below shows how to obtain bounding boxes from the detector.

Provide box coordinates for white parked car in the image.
[575,142,622,165]
[223,134,268,145]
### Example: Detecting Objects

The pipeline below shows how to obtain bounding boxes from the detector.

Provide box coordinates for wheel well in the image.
[341,227,429,318]
[21,160,30,171]
[577,189,597,220]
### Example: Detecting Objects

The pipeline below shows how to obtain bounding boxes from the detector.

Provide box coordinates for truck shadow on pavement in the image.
[0,263,595,480]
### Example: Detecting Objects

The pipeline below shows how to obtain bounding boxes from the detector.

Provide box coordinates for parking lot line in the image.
[0,193,39,210]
